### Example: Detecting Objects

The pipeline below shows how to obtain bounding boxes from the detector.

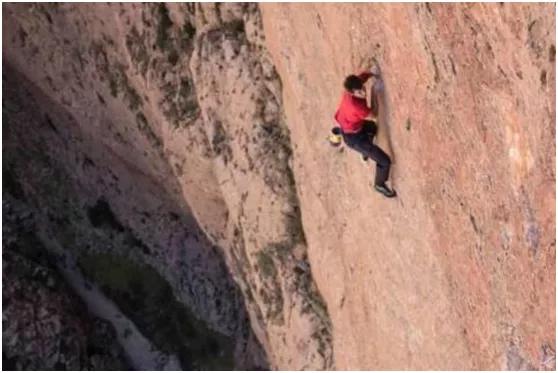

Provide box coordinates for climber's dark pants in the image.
[342,121,391,186]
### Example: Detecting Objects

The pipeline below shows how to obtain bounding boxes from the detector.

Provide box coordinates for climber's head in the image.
[344,75,365,98]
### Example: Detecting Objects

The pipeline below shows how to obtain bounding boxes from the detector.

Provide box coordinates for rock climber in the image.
[333,64,396,198]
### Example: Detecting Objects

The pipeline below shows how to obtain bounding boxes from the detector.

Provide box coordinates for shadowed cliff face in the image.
[3,192,130,370]
[3,2,330,370]
[2,2,555,371]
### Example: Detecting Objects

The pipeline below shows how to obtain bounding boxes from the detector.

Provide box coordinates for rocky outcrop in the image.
[188,4,332,368]
[3,2,330,370]
[2,2,555,370]
[2,194,129,370]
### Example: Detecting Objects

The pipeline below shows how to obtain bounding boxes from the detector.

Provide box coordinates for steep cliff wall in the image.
[261,2,555,370]
[3,2,330,370]
[2,2,555,371]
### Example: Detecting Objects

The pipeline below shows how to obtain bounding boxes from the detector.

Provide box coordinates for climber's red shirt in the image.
[334,71,373,134]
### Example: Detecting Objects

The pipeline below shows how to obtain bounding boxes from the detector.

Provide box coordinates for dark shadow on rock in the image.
[2,62,267,370]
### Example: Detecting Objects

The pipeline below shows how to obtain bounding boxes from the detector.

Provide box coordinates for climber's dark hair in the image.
[344,75,363,92]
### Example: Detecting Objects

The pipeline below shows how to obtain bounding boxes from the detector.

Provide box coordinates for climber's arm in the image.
[364,91,378,120]
[357,71,373,83]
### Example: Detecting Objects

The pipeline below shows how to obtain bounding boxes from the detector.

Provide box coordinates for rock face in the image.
[3,195,129,370]
[260,2,555,370]
[3,2,329,370]
[2,2,555,370]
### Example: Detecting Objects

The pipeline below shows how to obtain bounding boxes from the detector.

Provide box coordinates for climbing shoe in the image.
[374,183,397,198]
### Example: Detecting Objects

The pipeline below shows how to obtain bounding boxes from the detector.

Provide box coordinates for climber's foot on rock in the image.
[374,183,397,198]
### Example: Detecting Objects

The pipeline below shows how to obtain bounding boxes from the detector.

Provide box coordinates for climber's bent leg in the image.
[343,130,391,185]
[361,120,378,141]
[368,144,391,186]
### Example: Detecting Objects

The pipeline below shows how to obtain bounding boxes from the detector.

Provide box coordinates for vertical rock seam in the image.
[188,3,334,369]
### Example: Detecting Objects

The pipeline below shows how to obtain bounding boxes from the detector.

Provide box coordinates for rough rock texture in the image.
[2,195,129,370]
[260,2,555,370]
[2,2,555,371]
[3,2,329,370]
[188,4,332,368]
